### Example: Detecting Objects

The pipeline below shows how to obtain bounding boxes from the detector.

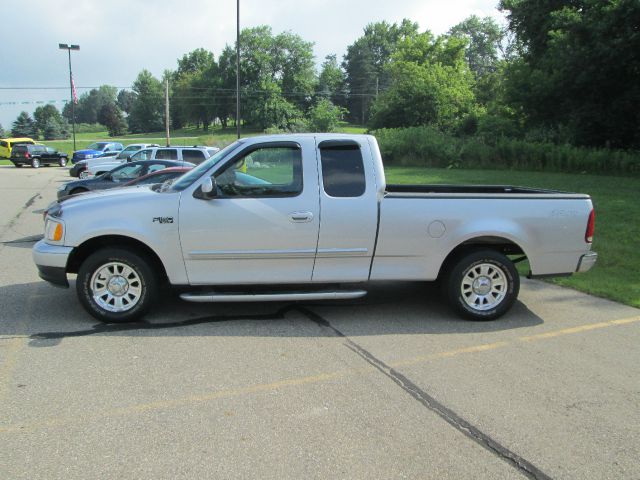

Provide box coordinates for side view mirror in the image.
[195,177,217,200]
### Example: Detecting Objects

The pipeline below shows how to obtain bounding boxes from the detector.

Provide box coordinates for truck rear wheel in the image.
[31,158,40,168]
[445,249,519,321]
[76,248,158,323]
[59,158,67,167]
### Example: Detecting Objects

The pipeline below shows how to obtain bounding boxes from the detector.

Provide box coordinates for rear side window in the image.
[319,142,366,198]
[12,146,27,155]
[156,149,178,160]
[182,149,206,164]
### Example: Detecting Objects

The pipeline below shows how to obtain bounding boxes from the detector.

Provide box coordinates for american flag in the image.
[71,74,78,104]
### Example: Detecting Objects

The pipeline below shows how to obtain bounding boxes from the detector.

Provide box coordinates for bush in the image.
[372,126,640,175]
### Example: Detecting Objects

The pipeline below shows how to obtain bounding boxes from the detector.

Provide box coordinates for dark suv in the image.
[10,144,69,168]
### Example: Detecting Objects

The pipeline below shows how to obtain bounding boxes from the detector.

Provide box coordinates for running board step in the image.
[179,290,368,303]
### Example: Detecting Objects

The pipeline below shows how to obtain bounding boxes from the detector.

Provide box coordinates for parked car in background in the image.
[129,146,213,164]
[69,143,159,178]
[71,142,123,164]
[0,137,35,158]
[82,146,214,178]
[122,166,192,187]
[57,160,194,199]
[10,144,68,168]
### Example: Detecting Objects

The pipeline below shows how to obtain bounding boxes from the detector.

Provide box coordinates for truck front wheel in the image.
[76,248,158,323]
[445,249,519,321]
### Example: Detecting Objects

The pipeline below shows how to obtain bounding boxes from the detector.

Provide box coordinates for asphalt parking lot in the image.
[1,165,639,479]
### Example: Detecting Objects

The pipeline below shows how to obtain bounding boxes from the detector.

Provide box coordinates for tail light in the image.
[585,209,595,243]
[25,152,31,159]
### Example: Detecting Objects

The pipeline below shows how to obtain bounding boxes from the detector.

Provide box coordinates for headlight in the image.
[45,219,64,243]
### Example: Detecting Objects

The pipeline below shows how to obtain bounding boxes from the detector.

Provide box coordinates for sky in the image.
[0,0,506,129]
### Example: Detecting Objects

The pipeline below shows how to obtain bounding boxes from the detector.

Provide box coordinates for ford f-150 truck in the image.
[32,134,597,323]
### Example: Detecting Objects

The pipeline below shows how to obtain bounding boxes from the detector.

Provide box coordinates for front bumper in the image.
[576,251,598,273]
[32,240,73,288]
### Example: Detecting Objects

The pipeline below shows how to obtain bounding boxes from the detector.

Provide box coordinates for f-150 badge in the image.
[153,217,174,224]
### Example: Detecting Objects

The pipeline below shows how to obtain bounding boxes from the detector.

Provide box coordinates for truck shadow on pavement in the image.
[0,280,549,348]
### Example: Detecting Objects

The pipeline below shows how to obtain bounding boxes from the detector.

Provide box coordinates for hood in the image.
[60,185,162,210]
[73,149,103,156]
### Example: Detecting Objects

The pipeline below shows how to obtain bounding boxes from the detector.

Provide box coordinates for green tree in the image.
[171,49,219,131]
[500,0,640,148]
[63,85,118,124]
[128,70,164,133]
[316,55,346,107]
[216,46,238,128]
[98,103,127,136]
[343,19,419,123]
[369,33,476,131]
[117,90,136,114]
[449,16,504,78]
[43,119,61,140]
[217,26,313,130]
[33,104,63,136]
[11,111,36,138]
[307,98,346,132]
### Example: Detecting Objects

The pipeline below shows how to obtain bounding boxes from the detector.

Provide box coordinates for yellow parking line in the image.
[391,341,510,368]
[519,315,640,342]
[0,314,638,434]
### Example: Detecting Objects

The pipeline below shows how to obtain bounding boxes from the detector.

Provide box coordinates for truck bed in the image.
[385,184,589,199]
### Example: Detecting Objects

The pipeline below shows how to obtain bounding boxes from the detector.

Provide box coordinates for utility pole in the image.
[165,78,170,146]
[236,0,241,139]
[58,43,80,151]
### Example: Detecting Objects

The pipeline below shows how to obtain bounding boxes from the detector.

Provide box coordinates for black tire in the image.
[31,158,41,168]
[69,187,88,196]
[76,248,158,323]
[445,249,519,321]
[59,158,67,167]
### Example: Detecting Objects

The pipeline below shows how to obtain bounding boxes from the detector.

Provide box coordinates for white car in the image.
[84,146,218,177]
[74,144,159,178]
[34,134,597,323]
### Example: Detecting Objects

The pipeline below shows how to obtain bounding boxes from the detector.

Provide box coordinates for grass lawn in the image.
[385,167,640,308]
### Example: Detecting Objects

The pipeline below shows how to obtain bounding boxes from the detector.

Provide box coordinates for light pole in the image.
[58,43,80,151]
[236,0,240,139]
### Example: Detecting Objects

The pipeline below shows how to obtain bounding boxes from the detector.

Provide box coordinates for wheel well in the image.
[67,235,168,281]
[437,236,526,280]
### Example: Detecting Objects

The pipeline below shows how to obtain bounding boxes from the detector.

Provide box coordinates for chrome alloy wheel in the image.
[90,262,142,312]
[460,262,507,311]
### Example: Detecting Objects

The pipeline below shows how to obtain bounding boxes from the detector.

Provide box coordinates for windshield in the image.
[116,145,141,159]
[169,141,242,192]
[87,142,108,151]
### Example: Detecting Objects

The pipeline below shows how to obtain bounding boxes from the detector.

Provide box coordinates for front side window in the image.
[131,149,153,161]
[214,145,302,197]
[319,142,366,198]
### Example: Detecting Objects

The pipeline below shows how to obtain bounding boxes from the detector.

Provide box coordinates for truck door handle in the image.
[289,211,314,223]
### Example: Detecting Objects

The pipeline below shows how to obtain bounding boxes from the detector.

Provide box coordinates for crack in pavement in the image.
[296,306,553,480]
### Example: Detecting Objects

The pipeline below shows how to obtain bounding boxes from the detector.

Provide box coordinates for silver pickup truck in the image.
[33,134,597,323]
